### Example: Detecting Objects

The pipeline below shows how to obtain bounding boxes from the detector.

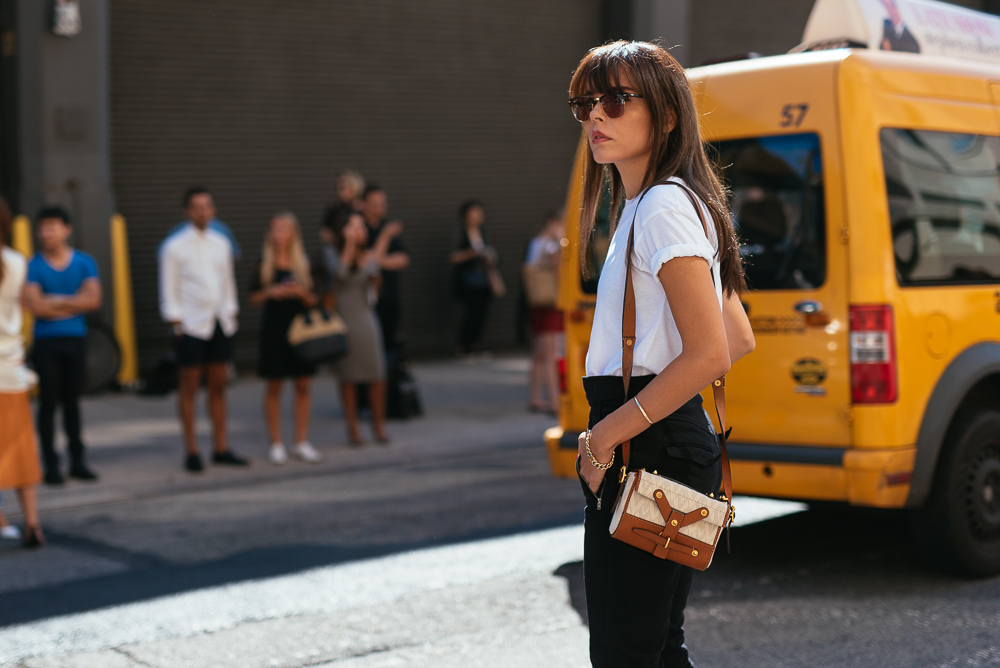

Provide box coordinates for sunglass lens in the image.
[603,93,626,119]
[570,98,593,122]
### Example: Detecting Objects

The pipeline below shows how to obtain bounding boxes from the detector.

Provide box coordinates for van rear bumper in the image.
[544,428,917,509]
[729,443,917,508]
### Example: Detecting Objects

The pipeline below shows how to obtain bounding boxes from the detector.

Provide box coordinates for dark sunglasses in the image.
[568,92,644,122]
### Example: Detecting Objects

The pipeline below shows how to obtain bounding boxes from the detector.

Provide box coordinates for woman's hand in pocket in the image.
[577,431,609,495]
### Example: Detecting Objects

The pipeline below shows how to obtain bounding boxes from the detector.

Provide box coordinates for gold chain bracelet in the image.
[585,430,614,470]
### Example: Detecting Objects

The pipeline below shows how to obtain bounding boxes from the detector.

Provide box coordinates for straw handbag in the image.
[287,308,348,364]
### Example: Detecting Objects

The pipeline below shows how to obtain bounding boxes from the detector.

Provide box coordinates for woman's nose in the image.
[589,100,607,122]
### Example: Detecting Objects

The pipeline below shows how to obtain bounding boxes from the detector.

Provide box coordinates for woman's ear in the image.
[665,108,677,133]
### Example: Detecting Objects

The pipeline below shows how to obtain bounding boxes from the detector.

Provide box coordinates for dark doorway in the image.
[0,0,18,209]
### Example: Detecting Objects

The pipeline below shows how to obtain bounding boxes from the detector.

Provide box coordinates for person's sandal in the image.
[21,525,45,549]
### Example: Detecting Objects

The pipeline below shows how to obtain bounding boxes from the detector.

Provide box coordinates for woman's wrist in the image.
[588,421,615,465]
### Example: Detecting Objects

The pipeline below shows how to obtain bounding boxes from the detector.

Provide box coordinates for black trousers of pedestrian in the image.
[376,298,401,353]
[456,286,492,349]
[32,336,88,472]
[581,374,722,668]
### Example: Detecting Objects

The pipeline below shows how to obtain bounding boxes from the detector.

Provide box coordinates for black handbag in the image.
[287,308,348,364]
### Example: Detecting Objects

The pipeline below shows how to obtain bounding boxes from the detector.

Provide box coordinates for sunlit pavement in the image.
[0,499,803,668]
[0,352,814,666]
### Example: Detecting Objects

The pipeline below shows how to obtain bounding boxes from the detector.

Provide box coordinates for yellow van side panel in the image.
[839,53,1000,451]
[695,57,853,447]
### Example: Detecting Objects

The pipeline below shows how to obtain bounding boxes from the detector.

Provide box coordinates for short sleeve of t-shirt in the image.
[633,188,717,278]
[77,252,99,282]
[26,255,42,285]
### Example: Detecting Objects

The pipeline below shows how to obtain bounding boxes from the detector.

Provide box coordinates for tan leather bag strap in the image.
[619,180,733,503]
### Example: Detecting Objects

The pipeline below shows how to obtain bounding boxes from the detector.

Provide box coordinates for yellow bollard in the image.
[10,215,33,346]
[111,214,139,385]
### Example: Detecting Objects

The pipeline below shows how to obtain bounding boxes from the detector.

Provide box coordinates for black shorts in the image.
[175,322,234,367]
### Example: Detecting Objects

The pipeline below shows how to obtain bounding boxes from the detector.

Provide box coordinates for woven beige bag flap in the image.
[609,470,731,570]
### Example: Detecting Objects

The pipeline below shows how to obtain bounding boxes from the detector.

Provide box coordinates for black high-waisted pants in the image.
[580,375,723,668]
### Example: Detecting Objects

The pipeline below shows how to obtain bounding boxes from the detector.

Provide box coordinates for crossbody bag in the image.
[607,180,736,571]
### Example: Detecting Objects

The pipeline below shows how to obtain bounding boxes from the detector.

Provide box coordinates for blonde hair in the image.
[337,169,366,201]
[260,211,312,290]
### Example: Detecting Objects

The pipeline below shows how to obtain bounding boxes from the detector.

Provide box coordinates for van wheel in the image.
[911,411,1000,576]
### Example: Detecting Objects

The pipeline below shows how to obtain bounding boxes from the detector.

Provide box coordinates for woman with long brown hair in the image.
[0,194,45,547]
[250,212,322,465]
[569,41,755,666]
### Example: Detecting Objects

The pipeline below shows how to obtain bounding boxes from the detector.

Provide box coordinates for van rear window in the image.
[715,133,826,291]
[580,133,828,293]
[881,128,1000,286]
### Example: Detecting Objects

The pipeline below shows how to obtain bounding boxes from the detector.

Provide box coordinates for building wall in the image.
[103,0,1000,371]
[109,0,600,368]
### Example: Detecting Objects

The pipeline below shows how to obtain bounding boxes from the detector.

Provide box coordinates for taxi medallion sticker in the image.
[792,358,827,395]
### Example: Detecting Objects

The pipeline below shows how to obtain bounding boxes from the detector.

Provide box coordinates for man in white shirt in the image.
[160,187,247,472]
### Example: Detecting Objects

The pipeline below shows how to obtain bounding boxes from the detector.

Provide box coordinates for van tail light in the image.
[557,357,567,394]
[850,305,897,404]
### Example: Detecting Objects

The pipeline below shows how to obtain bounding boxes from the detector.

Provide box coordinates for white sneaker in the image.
[293,441,323,464]
[268,443,288,465]
[1,525,22,540]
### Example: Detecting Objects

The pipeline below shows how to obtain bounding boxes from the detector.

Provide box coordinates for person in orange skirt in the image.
[0,194,44,548]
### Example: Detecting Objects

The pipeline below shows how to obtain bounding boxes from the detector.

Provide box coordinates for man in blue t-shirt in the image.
[24,206,102,485]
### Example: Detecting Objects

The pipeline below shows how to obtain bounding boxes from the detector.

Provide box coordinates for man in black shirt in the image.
[361,185,410,351]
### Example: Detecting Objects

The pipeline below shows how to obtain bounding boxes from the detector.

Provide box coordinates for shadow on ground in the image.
[0,513,580,628]
[554,503,971,629]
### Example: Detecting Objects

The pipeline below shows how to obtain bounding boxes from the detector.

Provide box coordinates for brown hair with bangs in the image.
[569,41,745,296]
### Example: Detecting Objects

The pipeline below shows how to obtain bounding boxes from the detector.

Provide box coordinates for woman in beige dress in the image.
[0,194,44,548]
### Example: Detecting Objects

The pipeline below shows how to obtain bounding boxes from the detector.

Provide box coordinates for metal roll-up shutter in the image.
[110,0,599,370]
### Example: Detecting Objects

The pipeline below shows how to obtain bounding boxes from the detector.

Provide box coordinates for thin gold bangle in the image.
[585,430,614,470]
[634,396,653,426]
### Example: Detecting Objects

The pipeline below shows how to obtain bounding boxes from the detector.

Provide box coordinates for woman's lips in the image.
[591,131,610,145]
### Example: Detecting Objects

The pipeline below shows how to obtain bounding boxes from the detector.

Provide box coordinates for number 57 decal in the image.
[780,103,809,128]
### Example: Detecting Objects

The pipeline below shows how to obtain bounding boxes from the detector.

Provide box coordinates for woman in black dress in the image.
[250,212,323,465]
[449,200,499,355]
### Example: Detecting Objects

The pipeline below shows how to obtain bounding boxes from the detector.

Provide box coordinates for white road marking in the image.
[0,497,805,666]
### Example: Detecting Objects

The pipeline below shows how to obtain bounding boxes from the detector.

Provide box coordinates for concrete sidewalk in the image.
[14,354,557,518]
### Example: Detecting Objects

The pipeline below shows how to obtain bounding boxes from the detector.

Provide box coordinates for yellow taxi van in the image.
[545,0,1000,575]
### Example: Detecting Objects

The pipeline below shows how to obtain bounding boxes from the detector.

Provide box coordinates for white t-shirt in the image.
[585,178,723,378]
[0,247,34,392]
[525,235,560,266]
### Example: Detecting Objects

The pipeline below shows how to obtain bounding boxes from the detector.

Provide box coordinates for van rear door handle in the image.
[795,300,831,326]
[794,300,822,314]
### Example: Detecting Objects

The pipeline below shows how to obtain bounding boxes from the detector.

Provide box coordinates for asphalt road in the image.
[1,356,999,667]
